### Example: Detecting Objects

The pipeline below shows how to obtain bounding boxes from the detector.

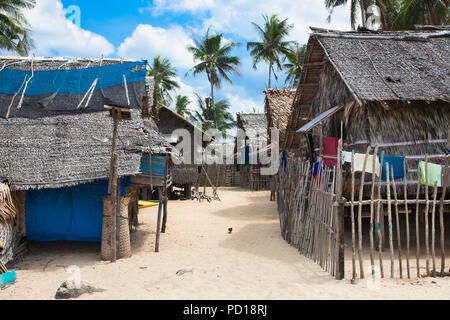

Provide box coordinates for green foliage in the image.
[283,43,307,88]
[174,94,193,119]
[247,14,295,87]
[0,0,36,55]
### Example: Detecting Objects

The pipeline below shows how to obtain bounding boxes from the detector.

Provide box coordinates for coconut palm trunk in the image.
[268,58,272,88]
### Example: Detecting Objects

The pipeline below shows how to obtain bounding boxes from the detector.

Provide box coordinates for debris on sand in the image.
[55,281,105,299]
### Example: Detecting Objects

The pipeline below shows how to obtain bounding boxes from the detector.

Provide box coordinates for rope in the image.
[16,58,34,110]
[5,75,27,119]
[123,74,130,106]
[357,40,402,100]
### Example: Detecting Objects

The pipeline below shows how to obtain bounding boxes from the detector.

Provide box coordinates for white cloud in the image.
[25,0,114,57]
[151,0,353,43]
[117,24,195,69]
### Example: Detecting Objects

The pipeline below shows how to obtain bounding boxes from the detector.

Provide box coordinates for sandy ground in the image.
[1,187,449,300]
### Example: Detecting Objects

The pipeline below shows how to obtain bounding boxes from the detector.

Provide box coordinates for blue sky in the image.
[24,0,353,118]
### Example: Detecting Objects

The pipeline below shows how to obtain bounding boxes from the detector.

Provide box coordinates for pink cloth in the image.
[323,136,339,167]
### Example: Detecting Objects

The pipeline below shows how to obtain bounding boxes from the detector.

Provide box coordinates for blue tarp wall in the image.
[25,178,129,242]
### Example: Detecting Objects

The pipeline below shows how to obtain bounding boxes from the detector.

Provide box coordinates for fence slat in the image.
[391,166,403,279]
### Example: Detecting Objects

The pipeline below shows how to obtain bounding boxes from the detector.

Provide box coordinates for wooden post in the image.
[110,154,118,263]
[431,182,438,277]
[391,166,403,278]
[116,170,121,256]
[377,151,385,278]
[403,157,411,279]
[440,157,448,276]
[358,146,371,279]
[155,187,163,252]
[386,162,395,278]
[335,139,345,280]
[415,177,421,278]
[161,156,169,233]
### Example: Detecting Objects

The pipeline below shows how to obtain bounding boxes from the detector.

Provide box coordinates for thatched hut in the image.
[0,57,176,265]
[277,27,450,280]
[157,105,211,198]
[234,113,270,190]
[284,27,450,194]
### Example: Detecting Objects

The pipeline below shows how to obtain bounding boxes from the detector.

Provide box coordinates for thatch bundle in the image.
[0,111,177,191]
[0,183,16,230]
[171,164,198,185]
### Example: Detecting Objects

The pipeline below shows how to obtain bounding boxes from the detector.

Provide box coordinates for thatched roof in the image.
[284,27,450,150]
[237,113,267,131]
[0,112,176,191]
[264,89,296,144]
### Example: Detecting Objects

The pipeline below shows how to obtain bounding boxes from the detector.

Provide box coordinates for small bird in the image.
[228,227,233,234]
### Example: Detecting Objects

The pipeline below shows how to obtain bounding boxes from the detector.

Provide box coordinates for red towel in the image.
[323,136,339,167]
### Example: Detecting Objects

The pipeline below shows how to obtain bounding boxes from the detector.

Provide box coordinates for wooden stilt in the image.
[424,155,430,277]
[351,151,356,280]
[369,145,378,275]
[431,183,438,277]
[155,187,163,252]
[403,157,411,279]
[386,162,395,278]
[440,157,448,276]
[357,146,371,279]
[377,151,385,278]
[415,178,421,278]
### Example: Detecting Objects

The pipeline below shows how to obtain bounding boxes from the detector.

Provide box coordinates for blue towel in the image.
[379,155,407,181]
[313,161,320,178]
[281,152,287,170]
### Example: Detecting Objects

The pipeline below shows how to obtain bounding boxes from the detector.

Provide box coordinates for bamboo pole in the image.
[335,138,345,280]
[424,155,430,277]
[431,183,438,277]
[386,162,395,278]
[351,151,356,280]
[369,145,378,275]
[440,157,448,276]
[403,157,411,279]
[377,151,385,278]
[391,166,403,279]
[358,147,371,279]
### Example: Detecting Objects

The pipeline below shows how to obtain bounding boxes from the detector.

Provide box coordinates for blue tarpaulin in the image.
[25,178,129,242]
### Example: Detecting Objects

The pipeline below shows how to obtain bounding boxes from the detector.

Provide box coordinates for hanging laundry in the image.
[281,151,287,170]
[418,160,442,187]
[323,136,339,167]
[379,155,407,181]
[342,151,380,176]
[313,161,320,178]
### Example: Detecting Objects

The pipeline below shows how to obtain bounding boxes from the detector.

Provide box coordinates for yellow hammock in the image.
[138,200,159,209]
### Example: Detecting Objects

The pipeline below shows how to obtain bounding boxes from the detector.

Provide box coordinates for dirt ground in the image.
[1,187,449,300]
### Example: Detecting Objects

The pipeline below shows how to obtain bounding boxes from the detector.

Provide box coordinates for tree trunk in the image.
[268,59,272,88]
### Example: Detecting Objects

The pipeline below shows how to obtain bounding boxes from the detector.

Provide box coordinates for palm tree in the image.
[283,43,307,88]
[0,0,35,55]
[247,14,295,88]
[148,56,180,114]
[187,28,240,132]
[174,95,193,118]
[392,0,449,30]
[192,94,236,136]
